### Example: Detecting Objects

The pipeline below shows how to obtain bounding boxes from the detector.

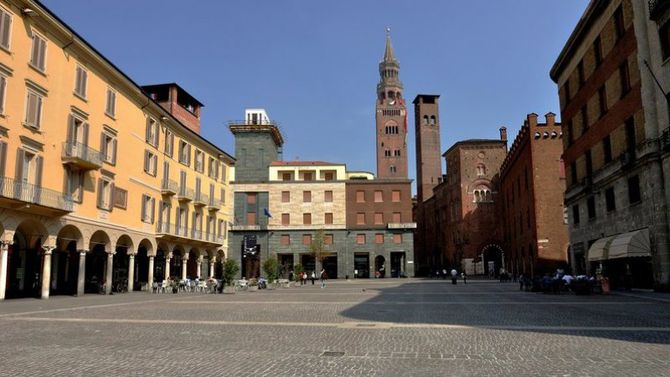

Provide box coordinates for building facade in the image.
[551,0,670,289]
[499,113,569,277]
[0,0,235,300]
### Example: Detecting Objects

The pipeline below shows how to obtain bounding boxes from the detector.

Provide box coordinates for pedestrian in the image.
[450,268,458,285]
[320,269,327,288]
[435,270,440,280]
[302,272,307,285]
[442,268,447,280]
[461,272,467,284]
[288,270,294,283]
[311,271,316,285]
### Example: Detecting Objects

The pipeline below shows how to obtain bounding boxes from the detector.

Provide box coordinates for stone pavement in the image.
[1,278,669,376]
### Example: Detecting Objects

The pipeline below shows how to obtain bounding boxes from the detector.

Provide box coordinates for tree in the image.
[293,263,304,282]
[222,258,240,287]
[263,255,279,283]
[310,229,329,266]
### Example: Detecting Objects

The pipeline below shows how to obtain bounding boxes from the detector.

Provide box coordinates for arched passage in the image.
[135,238,153,289]
[6,219,48,298]
[187,248,200,279]
[375,255,386,278]
[214,250,225,279]
[481,244,505,277]
[170,246,184,280]
[52,225,84,296]
[112,235,133,293]
[86,230,111,293]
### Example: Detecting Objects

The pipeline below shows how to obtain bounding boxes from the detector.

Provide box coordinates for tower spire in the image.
[383,27,396,62]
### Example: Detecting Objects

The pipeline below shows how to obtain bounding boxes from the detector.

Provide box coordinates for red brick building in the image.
[500,113,569,277]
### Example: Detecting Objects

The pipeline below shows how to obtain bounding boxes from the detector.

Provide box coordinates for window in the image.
[24,89,43,129]
[303,234,312,245]
[281,235,290,246]
[394,150,401,157]
[141,194,155,223]
[581,105,588,133]
[324,212,333,224]
[570,162,577,185]
[114,187,127,209]
[221,165,227,182]
[587,196,596,220]
[566,121,574,145]
[303,172,313,181]
[374,190,383,202]
[628,175,641,204]
[246,212,256,225]
[598,86,607,117]
[614,5,624,41]
[145,118,158,147]
[594,36,602,66]
[0,6,11,51]
[282,173,291,181]
[572,205,580,225]
[660,19,670,61]
[603,136,612,163]
[393,234,402,244]
[65,167,83,203]
[220,188,226,204]
[281,191,290,203]
[585,150,593,178]
[66,115,88,145]
[389,165,396,173]
[625,117,636,153]
[356,212,365,225]
[392,190,401,202]
[179,141,191,165]
[564,80,571,102]
[324,190,333,202]
[104,88,116,117]
[375,233,384,244]
[0,74,5,114]
[324,234,333,245]
[356,234,366,244]
[356,190,365,203]
[384,150,391,157]
[164,131,174,157]
[374,212,383,225]
[577,60,585,88]
[303,213,311,225]
[392,212,401,223]
[303,190,311,202]
[208,157,218,179]
[605,187,616,212]
[619,61,630,99]
[74,65,87,98]
[476,164,486,176]
[281,213,290,225]
[324,172,334,181]
[101,132,117,164]
[144,150,157,176]
[195,150,204,173]
[29,31,46,72]
[97,178,113,211]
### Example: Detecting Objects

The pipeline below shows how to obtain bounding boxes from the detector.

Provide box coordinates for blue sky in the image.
[43,0,588,190]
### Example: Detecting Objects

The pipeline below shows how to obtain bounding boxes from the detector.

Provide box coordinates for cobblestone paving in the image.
[1,279,669,376]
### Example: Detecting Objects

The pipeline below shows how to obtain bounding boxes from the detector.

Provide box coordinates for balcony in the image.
[193,192,208,207]
[156,222,223,246]
[176,187,194,202]
[0,176,73,212]
[649,0,670,21]
[208,198,221,211]
[161,179,178,195]
[61,141,102,170]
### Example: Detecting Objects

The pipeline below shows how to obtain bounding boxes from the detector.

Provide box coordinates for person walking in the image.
[310,271,316,285]
[461,272,467,284]
[450,268,458,285]
[320,269,327,288]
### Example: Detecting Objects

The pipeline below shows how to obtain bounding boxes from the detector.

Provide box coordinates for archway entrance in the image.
[135,244,149,290]
[481,244,504,277]
[187,251,198,279]
[154,249,167,282]
[375,255,386,278]
[50,241,79,296]
[170,249,184,279]
[6,225,44,298]
[86,245,107,293]
[322,254,337,279]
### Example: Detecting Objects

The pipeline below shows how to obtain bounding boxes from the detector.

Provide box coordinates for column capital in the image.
[128,253,136,259]
[41,246,55,255]
[107,250,116,256]
[0,240,13,248]
[79,250,88,256]
[149,255,155,260]
[182,255,189,262]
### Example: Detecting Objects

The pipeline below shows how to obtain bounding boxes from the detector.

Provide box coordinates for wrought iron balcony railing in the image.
[61,141,102,170]
[193,192,208,206]
[161,179,178,195]
[0,176,73,212]
[176,187,194,201]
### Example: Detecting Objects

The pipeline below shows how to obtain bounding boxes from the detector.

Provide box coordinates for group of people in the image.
[289,269,329,288]
[431,268,467,285]
[518,269,598,294]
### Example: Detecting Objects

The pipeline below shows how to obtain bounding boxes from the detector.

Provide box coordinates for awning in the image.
[608,229,650,260]
[587,236,616,262]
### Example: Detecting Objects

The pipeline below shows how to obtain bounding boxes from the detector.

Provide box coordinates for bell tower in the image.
[376,29,408,179]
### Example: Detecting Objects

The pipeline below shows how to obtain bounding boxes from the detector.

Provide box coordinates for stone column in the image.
[105,251,114,295]
[209,257,216,278]
[165,256,171,280]
[77,251,87,296]
[196,256,203,279]
[41,247,54,299]
[127,254,135,292]
[0,241,10,300]
[181,256,188,280]
[148,256,155,285]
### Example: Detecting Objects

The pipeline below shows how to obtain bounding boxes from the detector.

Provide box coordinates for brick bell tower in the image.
[376,29,408,179]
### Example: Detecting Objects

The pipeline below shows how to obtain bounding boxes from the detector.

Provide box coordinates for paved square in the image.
[1,279,670,376]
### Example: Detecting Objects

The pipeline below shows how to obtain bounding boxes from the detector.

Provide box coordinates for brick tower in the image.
[376,30,408,179]
[413,94,442,203]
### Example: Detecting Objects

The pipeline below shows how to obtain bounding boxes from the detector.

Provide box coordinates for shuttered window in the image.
[145,118,158,147]
[24,89,43,129]
[100,132,117,164]
[0,141,7,176]
[74,65,87,98]
[0,7,11,50]
[105,88,116,117]
[29,31,46,71]
[141,194,155,223]
[97,178,113,211]
[113,187,127,209]
[0,74,6,114]
[164,131,174,157]
[144,150,157,176]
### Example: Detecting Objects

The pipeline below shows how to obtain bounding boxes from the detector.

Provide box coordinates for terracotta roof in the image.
[270,161,342,167]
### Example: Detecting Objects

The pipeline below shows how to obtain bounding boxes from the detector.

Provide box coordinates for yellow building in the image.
[0,0,234,300]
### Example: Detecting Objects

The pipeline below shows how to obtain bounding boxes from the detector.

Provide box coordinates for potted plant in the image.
[263,256,279,289]
[248,278,259,291]
[222,258,240,294]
